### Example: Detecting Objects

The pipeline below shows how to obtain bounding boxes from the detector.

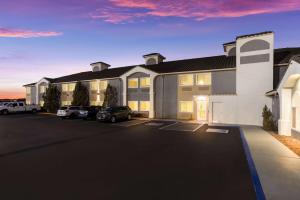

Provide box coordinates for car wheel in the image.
[2,110,8,115]
[111,116,117,123]
[128,114,132,120]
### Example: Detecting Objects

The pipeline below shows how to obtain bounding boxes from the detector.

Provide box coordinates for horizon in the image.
[1,0,300,99]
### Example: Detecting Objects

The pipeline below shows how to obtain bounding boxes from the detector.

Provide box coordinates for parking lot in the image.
[0,114,257,200]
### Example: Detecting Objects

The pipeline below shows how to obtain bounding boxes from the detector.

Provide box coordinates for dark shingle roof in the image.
[144,55,236,73]
[291,55,300,64]
[51,66,134,83]
[23,82,36,87]
[274,48,300,65]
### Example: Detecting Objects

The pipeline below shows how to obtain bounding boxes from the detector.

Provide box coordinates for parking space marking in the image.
[192,123,205,133]
[159,122,179,130]
[112,120,148,127]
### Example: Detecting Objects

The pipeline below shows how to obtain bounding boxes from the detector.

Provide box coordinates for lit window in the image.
[128,78,138,88]
[140,101,150,111]
[140,77,150,88]
[179,74,194,86]
[39,100,45,106]
[179,101,193,113]
[100,80,108,90]
[196,73,211,86]
[90,81,98,91]
[128,101,138,111]
[40,85,47,93]
[61,101,71,106]
[26,87,31,94]
[62,83,76,92]
[26,100,31,105]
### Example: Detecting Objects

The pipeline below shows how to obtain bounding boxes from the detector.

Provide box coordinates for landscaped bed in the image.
[270,133,300,156]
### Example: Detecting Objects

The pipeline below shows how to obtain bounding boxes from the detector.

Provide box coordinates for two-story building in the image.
[24,31,300,138]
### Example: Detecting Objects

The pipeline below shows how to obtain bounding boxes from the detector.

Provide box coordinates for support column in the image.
[121,77,127,106]
[149,75,156,118]
[278,88,292,135]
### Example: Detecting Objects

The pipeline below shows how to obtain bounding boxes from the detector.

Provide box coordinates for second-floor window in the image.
[179,74,194,86]
[62,83,76,92]
[99,80,108,90]
[40,85,47,93]
[196,73,211,86]
[128,78,138,88]
[90,81,98,91]
[140,77,150,88]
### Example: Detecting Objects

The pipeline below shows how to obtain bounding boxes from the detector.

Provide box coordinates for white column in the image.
[121,77,127,106]
[278,88,292,135]
[35,84,39,105]
[149,75,156,118]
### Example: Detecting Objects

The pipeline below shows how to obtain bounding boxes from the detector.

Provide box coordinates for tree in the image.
[72,82,89,106]
[262,105,277,131]
[103,84,118,107]
[43,84,61,113]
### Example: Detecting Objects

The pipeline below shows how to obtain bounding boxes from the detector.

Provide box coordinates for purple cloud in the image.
[0,27,62,38]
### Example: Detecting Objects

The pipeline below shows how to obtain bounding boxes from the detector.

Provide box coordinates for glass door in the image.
[196,96,208,121]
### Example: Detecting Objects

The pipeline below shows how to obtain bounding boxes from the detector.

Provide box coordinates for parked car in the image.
[96,106,133,123]
[78,106,102,120]
[0,101,41,115]
[57,106,80,119]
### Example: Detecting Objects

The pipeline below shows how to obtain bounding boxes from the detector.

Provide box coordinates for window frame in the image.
[179,101,194,113]
[139,101,150,112]
[179,74,194,86]
[196,73,211,86]
[140,77,150,88]
[128,101,138,111]
[128,78,139,89]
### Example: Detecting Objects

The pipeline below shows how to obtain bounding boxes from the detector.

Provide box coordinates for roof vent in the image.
[90,62,110,72]
[143,53,166,65]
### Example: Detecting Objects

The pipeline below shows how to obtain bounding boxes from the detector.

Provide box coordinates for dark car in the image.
[96,106,133,123]
[78,106,102,120]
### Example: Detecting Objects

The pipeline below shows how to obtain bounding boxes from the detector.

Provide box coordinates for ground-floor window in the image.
[61,101,72,106]
[90,101,103,106]
[179,101,193,113]
[128,101,138,111]
[140,101,150,111]
[39,100,45,107]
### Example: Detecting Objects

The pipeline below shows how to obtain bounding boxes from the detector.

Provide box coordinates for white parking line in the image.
[112,120,148,127]
[192,123,204,133]
[159,122,178,130]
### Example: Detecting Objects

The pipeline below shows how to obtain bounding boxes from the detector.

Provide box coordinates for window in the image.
[100,80,108,90]
[40,85,46,93]
[140,101,150,111]
[26,100,31,105]
[128,78,138,88]
[140,77,150,88]
[62,83,76,92]
[39,101,44,106]
[179,101,193,113]
[90,100,103,106]
[90,81,98,91]
[179,74,193,86]
[196,73,211,86]
[26,87,31,94]
[19,102,24,106]
[61,101,71,106]
[128,101,138,111]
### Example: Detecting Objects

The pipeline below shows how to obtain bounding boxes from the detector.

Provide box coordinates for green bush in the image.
[103,84,118,107]
[72,82,89,106]
[43,84,61,113]
[262,105,277,131]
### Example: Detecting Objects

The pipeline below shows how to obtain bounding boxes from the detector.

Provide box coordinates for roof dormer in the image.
[91,62,110,72]
[223,41,236,56]
[143,53,166,65]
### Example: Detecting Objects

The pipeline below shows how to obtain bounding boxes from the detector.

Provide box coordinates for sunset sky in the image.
[1,0,300,99]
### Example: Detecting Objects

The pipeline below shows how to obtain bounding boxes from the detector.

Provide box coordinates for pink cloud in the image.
[0,27,62,38]
[92,0,300,23]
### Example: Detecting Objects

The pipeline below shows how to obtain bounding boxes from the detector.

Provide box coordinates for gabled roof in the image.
[274,48,300,65]
[23,82,36,87]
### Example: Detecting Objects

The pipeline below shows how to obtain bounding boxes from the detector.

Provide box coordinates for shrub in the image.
[43,84,61,113]
[262,105,277,131]
[72,82,89,106]
[103,84,118,107]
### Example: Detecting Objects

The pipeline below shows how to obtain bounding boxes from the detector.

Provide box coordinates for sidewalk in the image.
[242,126,300,200]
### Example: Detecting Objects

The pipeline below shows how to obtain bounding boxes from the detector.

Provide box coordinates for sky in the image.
[1,0,300,99]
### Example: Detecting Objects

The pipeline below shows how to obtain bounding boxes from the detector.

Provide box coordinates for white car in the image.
[0,101,41,115]
[57,106,80,119]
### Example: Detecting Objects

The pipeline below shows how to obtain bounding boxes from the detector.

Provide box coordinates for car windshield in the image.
[59,107,68,110]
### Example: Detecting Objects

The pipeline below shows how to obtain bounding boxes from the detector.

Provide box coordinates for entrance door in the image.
[196,96,208,121]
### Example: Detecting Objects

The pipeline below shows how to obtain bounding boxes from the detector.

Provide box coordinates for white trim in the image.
[159,68,236,76]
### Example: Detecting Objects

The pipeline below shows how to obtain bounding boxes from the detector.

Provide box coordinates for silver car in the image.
[57,106,80,119]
